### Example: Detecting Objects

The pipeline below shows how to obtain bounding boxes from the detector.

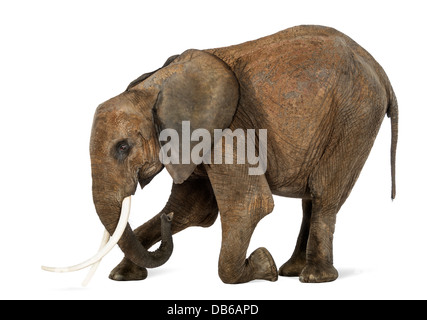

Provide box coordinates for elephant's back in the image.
[206,25,350,70]
[206,25,390,196]
[206,26,342,193]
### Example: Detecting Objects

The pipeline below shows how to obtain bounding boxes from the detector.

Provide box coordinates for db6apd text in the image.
[166,304,259,318]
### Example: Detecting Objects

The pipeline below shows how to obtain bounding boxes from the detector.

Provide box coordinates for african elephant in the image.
[47,25,398,284]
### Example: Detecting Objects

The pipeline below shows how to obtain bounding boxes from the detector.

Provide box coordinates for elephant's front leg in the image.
[218,210,278,284]
[205,162,278,284]
[109,176,218,281]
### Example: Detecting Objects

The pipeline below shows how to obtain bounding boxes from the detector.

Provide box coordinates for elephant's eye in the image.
[119,143,129,152]
[115,140,131,160]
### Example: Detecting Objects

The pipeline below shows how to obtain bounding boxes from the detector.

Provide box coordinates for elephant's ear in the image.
[126,55,179,91]
[149,49,239,184]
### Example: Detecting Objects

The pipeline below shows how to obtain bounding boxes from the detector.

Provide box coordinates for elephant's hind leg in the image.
[299,200,339,283]
[109,176,218,281]
[298,106,383,283]
[279,199,312,277]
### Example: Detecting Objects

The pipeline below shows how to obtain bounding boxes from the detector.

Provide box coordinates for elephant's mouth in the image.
[42,196,174,286]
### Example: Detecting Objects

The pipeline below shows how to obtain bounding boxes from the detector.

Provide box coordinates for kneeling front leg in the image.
[206,163,277,284]
[109,177,218,281]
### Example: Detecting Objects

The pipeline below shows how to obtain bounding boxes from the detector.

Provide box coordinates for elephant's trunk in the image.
[92,184,174,269]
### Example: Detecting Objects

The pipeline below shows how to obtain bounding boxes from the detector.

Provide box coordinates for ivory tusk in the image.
[81,229,110,287]
[41,196,131,273]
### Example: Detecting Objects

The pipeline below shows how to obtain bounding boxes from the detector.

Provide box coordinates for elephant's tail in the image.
[386,87,398,200]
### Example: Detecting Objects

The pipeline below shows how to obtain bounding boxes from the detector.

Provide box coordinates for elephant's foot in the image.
[220,247,278,284]
[299,263,338,283]
[247,247,278,282]
[279,255,306,277]
[109,259,148,281]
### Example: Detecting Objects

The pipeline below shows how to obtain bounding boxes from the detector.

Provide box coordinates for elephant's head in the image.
[88,50,239,270]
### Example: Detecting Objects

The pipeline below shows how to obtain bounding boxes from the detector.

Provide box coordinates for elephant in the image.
[47,25,399,284]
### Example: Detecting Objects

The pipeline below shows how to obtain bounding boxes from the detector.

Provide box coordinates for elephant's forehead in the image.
[91,110,141,147]
[95,105,139,127]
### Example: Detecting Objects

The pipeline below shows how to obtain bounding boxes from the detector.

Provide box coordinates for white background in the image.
[1,0,426,300]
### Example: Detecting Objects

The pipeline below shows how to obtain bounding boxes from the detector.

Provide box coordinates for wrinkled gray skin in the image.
[89,26,398,283]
